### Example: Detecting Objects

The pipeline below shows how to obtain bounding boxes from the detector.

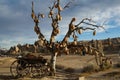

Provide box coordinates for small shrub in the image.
[100,61,112,70]
[81,64,97,73]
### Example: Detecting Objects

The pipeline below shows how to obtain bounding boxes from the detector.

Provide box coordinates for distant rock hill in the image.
[0,48,8,55]
[90,37,120,54]
[6,37,120,55]
[101,37,120,54]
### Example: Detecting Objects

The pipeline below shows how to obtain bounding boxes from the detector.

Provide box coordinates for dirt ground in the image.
[0,54,120,80]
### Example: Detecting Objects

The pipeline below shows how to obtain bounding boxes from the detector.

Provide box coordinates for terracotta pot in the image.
[55,3,58,8]
[64,37,68,42]
[59,16,62,21]
[58,5,63,11]
[78,29,83,34]
[73,41,77,45]
[56,28,60,34]
[56,14,60,20]
[93,30,96,36]
[50,11,54,15]
[40,14,45,18]
[72,17,76,22]
[70,24,75,30]
[31,12,35,19]
[48,14,51,18]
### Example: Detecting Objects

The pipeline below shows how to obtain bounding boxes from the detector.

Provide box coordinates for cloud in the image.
[32,0,120,39]
[0,0,120,49]
[58,0,120,34]
[0,37,37,49]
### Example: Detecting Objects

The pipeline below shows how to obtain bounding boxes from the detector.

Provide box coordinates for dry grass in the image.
[100,63,112,71]
[0,61,3,65]
[0,54,119,80]
[102,71,120,80]
[102,72,120,76]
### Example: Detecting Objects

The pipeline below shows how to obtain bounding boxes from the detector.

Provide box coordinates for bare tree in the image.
[31,0,110,75]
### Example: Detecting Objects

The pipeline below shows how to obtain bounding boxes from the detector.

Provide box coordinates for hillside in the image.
[6,37,120,55]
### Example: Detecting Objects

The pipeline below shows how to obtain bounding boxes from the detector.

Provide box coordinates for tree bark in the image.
[50,52,57,76]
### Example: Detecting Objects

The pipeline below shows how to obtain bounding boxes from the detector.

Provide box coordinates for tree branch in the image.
[63,0,75,9]
[61,18,104,44]
[82,22,99,28]
[63,1,72,9]
[75,18,92,27]
[49,0,62,44]
[31,2,45,41]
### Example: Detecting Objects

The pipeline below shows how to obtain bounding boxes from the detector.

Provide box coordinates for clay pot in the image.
[56,14,60,20]
[48,14,51,18]
[53,28,60,36]
[53,31,57,36]
[55,3,58,8]
[31,12,35,19]
[50,11,54,15]
[59,16,62,21]
[89,49,93,55]
[56,28,60,34]
[84,47,88,52]
[40,14,45,18]
[64,37,69,42]
[34,26,40,34]
[34,17,39,23]
[93,30,96,36]
[62,43,67,47]
[58,5,63,11]
[73,41,77,45]
[70,24,75,30]
[72,17,76,22]
[94,50,99,55]
[78,29,83,34]
[64,47,68,51]
[60,44,63,47]
[51,37,55,42]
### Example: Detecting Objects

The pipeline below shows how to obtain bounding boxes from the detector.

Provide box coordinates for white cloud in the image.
[0,5,11,17]
[0,37,37,49]
[0,40,11,45]
[58,2,120,35]
[0,4,23,18]
[1,0,120,49]
[41,1,120,40]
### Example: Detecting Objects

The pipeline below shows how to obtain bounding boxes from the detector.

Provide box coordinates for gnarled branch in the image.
[61,18,104,44]
[31,2,45,41]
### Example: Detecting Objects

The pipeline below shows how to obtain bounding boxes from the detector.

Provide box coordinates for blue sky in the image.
[0,0,120,49]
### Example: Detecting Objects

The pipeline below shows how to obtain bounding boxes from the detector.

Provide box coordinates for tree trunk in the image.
[95,54,99,65]
[50,52,57,76]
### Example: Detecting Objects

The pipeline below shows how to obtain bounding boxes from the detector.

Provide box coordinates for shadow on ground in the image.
[0,75,18,80]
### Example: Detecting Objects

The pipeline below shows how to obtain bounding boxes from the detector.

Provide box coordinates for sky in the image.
[0,0,120,49]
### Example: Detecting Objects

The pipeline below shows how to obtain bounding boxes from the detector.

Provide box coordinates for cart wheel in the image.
[42,65,51,76]
[10,60,19,77]
[36,63,51,77]
[16,59,30,77]
[31,64,43,78]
